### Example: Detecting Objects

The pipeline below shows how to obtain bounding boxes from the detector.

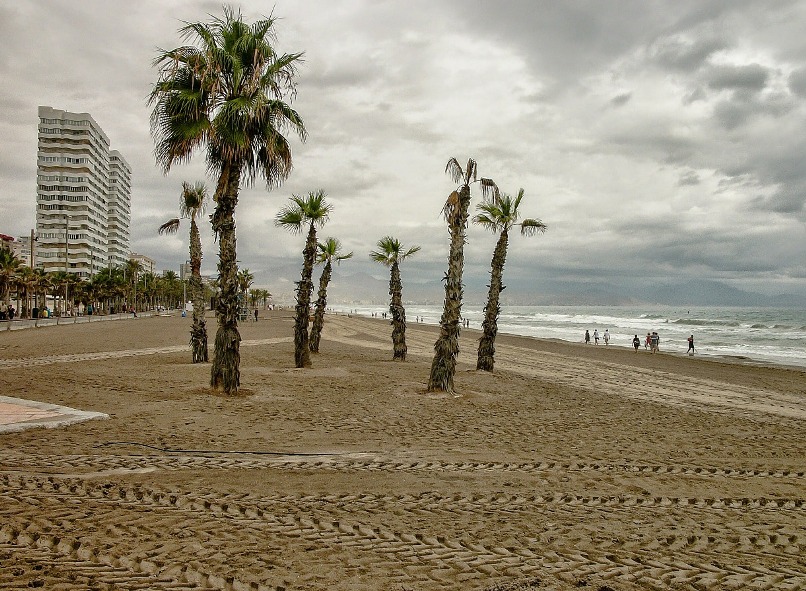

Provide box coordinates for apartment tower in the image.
[36,106,131,278]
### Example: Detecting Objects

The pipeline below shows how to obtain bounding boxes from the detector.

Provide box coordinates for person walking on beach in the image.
[687,334,695,355]
[633,334,640,351]
[603,329,610,345]
[585,329,590,344]
[650,331,660,353]
[593,329,599,344]
[254,308,259,322]
[645,332,651,349]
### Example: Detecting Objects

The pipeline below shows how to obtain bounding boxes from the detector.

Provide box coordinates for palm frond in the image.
[479,177,499,201]
[445,157,463,184]
[519,219,548,237]
[158,218,181,235]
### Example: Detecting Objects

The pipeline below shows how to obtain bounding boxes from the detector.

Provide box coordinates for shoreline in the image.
[342,309,806,374]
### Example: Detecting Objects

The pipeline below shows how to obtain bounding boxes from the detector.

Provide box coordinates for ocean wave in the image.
[672,318,740,327]
[749,323,767,329]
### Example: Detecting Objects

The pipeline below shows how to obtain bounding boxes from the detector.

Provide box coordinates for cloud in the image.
[704,63,770,92]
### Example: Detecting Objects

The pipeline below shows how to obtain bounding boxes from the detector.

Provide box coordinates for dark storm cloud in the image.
[650,35,727,72]
[704,63,770,92]
[610,93,632,107]
[678,171,700,186]
[788,67,806,97]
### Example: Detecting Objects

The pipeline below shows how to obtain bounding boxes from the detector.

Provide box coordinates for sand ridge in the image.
[1,310,804,590]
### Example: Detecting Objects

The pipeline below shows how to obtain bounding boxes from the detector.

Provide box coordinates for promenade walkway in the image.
[1,310,157,331]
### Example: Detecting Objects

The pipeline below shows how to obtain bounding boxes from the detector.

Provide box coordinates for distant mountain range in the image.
[313,272,806,308]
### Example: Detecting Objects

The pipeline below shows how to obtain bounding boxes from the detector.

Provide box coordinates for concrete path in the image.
[0,395,108,433]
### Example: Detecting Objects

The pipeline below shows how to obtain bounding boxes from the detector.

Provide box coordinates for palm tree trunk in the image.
[428,185,470,393]
[477,229,509,371]
[309,260,332,353]
[189,217,208,363]
[294,223,317,368]
[210,162,242,393]
[389,261,407,360]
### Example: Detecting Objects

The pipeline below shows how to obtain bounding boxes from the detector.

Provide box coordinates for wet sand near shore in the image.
[1,310,804,590]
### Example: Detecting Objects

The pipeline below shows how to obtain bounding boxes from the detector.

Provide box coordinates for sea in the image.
[331,304,806,370]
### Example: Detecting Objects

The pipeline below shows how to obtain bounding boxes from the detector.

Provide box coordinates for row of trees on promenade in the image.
[148,7,546,397]
[0,248,198,318]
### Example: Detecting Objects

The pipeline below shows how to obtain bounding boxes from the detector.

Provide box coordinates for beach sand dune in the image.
[1,310,804,590]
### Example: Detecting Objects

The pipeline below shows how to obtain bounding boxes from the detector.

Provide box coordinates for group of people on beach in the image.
[584,328,610,345]
[586,329,696,355]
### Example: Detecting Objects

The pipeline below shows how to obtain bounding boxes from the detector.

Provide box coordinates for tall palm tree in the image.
[125,259,143,312]
[32,268,50,318]
[370,237,420,361]
[474,189,546,371]
[427,158,497,394]
[159,181,210,362]
[48,271,71,316]
[149,7,306,394]
[0,249,21,308]
[13,266,36,318]
[275,190,332,367]
[309,237,353,353]
[237,268,254,299]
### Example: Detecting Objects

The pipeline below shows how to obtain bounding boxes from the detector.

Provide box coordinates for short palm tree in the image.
[275,190,332,367]
[474,189,546,371]
[149,6,306,394]
[370,237,420,361]
[309,237,353,353]
[159,181,210,362]
[428,158,497,394]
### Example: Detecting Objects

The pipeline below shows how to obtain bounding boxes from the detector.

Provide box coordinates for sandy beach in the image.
[1,309,804,590]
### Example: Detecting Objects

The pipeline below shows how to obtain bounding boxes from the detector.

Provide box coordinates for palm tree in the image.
[309,237,353,353]
[237,267,254,321]
[13,266,36,318]
[427,158,497,394]
[252,288,272,308]
[149,7,306,394]
[124,259,143,312]
[370,237,420,361]
[474,189,547,371]
[32,269,50,318]
[0,249,21,308]
[159,181,210,362]
[48,271,71,316]
[237,268,254,299]
[275,190,332,367]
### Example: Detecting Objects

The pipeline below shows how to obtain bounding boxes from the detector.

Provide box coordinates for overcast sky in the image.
[2,0,805,302]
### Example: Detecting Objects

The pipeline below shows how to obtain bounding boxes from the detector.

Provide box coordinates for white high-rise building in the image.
[36,106,131,279]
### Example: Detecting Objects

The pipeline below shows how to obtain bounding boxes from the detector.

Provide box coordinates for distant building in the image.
[0,233,14,251]
[0,233,35,266]
[36,106,131,279]
[130,253,156,276]
[13,234,38,267]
